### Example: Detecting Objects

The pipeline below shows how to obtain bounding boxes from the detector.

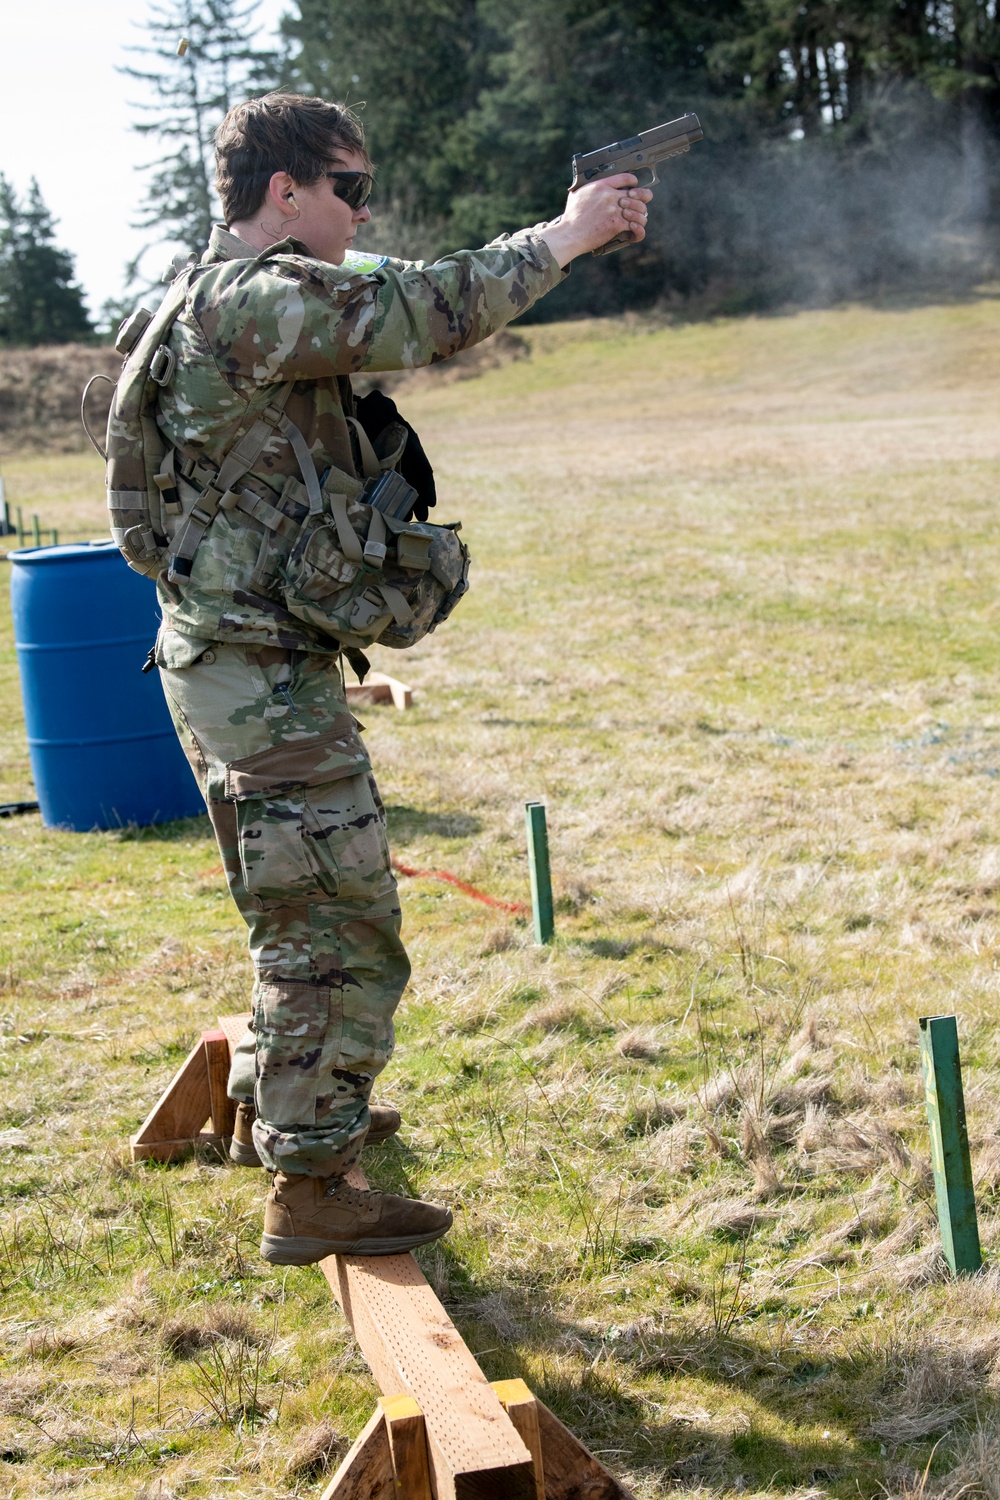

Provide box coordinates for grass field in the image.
[4,298,1000,1499]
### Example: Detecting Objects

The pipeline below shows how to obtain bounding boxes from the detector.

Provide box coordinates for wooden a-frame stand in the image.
[130,1023,237,1162]
[132,1015,638,1499]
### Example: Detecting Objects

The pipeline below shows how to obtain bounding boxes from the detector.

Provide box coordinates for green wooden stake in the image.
[16,506,23,544]
[919,1014,982,1275]
[525,801,554,944]
[51,529,58,546]
[31,513,40,547]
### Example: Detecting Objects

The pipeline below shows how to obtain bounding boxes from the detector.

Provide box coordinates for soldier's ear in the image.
[266,170,296,208]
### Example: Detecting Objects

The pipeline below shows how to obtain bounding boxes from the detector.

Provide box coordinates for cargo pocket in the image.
[253,978,333,1127]
[224,720,392,906]
[302,770,393,903]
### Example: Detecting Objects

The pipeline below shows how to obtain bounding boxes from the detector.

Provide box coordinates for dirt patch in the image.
[0,329,530,454]
[0,345,119,454]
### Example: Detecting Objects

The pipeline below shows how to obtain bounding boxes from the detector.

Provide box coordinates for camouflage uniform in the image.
[155,224,565,1177]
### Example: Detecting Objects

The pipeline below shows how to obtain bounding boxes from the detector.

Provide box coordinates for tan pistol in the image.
[570,113,703,256]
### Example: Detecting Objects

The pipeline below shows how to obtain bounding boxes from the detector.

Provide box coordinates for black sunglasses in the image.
[324,171,374,211]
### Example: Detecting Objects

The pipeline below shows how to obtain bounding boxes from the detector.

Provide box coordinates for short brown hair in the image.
[215,92,371,224]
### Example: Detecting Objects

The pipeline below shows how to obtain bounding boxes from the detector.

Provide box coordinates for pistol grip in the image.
[592,159,657,254]
[593,230,636,257]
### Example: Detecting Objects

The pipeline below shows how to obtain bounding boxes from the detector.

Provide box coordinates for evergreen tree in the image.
[0,177,93,347]
[915,0,1000,222]
[253,0,1000,310]
[123,0,280,271]
[283,0,496,225]
[711,0,1000,136]
[445,0,736,242]
[283,0,737,257]
[712,0,1000,221]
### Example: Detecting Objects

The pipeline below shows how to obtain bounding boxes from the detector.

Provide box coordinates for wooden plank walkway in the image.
[132,1015,639,1498]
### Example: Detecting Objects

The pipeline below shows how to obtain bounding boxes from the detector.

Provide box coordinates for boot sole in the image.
[231,1127,399,1168]
[260,1217,452,1263]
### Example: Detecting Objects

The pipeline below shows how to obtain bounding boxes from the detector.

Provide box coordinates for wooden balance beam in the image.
[318,1190,637,1500]
[131,1016,638,1499]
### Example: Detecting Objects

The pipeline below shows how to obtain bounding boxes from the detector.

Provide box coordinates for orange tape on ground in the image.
[391,858,529,916]
[200,859,529,917]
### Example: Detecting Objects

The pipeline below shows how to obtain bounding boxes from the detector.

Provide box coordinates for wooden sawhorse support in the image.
[131,1017,637,1497]
[130,1021,240,1161]
[345,669,413,711]
[318,1197,637,1499]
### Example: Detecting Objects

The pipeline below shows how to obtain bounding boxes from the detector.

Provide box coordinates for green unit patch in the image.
[340,249,389,273]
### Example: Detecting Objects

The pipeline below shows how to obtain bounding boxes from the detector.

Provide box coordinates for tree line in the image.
[5,0,1000,344]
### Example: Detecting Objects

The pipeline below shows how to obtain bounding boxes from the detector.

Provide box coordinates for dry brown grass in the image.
[0,329,531,461]
[0,343,119,454]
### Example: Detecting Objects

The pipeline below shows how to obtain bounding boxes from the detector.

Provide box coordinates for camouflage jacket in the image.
[155,224,565,661]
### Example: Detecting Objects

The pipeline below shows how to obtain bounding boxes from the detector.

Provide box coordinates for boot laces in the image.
[324,1180,371,1206]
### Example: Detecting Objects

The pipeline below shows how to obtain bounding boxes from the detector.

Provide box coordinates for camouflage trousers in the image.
[157,636,409,1178]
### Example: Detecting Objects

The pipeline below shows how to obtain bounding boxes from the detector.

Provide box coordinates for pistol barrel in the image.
[570,112,703,190]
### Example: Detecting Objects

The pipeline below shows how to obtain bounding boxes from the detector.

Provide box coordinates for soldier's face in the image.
[291,148,373,265]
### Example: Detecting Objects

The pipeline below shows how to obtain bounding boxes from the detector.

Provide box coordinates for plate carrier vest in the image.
[84,262,470,652]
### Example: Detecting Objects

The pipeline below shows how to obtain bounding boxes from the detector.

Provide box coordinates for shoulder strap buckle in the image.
[149,345,176,386]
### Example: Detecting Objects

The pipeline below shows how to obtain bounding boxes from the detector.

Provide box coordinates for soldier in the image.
[153,92,652,1264]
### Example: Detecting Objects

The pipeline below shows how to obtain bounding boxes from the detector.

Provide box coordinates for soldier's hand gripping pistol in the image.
[570,113,703,256]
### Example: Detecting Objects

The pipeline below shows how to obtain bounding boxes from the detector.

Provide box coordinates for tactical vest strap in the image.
[363,504,387,567]
[327,489,365,565]
[346,416,383,481]
[166,393,293,581]
[376,581,415,626]
[235,489,299,540]
[269,408,325,514]
[154,449,182,514]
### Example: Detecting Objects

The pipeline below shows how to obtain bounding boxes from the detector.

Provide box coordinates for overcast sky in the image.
[1,0,290,320]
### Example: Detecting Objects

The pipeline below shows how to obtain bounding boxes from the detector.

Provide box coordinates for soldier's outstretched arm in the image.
[195,176,652,381]
[351,173,649,373]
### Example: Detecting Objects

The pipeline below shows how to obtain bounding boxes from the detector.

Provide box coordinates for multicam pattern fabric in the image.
[159,636,408,1176]
[280,502,470,650]
[151,223,565,1175]
[155,223,565,650]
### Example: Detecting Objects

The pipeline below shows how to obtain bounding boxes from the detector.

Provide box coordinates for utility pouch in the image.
[279,481,470,652]
[377,514,470,649]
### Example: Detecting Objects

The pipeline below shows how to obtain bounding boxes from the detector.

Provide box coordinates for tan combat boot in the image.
[261,1172,452,1262]
[229,1102,402,1167]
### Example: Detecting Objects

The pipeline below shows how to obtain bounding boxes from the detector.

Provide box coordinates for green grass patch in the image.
[4,300,1000,1495]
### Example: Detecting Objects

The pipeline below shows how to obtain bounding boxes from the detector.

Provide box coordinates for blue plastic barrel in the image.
[8,540,205,830]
